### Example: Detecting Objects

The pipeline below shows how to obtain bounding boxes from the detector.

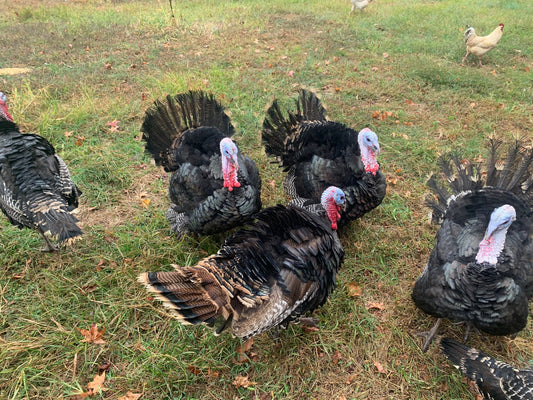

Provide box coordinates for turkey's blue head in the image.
[220,137,241,192]
[475,204,516,265]
[321,186,346,230]
[0,92,14,122]
[358,128,380,175]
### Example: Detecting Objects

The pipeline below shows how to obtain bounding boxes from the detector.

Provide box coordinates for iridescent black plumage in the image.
[141,91,261,238]
[441,338,533,400]
[0,94,82,251]
[261,89,386,227]
[412,140,533,351]
[139,203,344,339]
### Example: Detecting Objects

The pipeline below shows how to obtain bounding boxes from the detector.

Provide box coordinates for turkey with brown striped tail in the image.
[261,88,386,229]
[412,140,533,352]
[138,186,345,339]
[441,337,533,400]
[0,92,82,251]
[141,91,261,238]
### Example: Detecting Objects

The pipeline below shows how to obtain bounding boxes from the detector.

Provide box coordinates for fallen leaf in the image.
[287,70,295,77]
[232,375,257,388]
[373,360,386,374]
[371,66,378,72]
[382,52,389,58]
[12,272,25,279]
[64,131,74,138]
[365,301,386,311]
[87,371,107,394]
[74,136,85,146]
[77,323,106,344]
[140,197,151,208]
[118,392,142,400]
[95,259,106,271]
[106,119,120,133]
[104,62,112,70]
[188,364,202,375]
[331,350,342,364]
[79,284,98,295]
[347,282,362,298]
[236,338,254,354]
[98,361,111,372]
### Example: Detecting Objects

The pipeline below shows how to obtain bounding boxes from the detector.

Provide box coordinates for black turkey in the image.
[138,186,345,339]
[261,88,386,227]
[141,91,262,238]
[441,337,533,400]
[0,92,82,251]
[412,140,533,352]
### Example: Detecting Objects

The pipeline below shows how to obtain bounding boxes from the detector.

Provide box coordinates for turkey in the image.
[262,88,386,229]
[0,92,82,251]
[412,140,533,352]
[441,337,533,400]
[138,186,345,339]
[141,91,262,238]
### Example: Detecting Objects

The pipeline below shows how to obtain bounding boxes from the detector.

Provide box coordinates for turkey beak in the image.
[372,143,380,156]
[229,153,239,169]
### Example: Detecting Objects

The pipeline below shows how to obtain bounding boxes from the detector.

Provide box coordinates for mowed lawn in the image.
[0,0,532,399]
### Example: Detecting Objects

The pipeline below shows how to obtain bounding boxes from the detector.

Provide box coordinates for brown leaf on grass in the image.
[188,364,202,375]
[373,360,386,374]
[75,136,85,146]
[331,350,343,364]
[106,119,120,132]
[87,371,108,394]
[232,375,257,388]
[347,282,362,298]
[79,285,98,295]
[118,392,142,400]
[98,361,111,372]
[236,338,254,354]
[12,272,25,279]
[77,323,106,344]
[365,301,386,311]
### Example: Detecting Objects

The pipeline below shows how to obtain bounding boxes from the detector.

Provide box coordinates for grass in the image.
[0,0,532,398]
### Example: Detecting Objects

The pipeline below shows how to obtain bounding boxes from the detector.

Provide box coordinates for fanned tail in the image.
[296,89,327,122]
[141,91,234,170]
[485,139,533,204]
[138,259,232,332]
[426,139,533,223]
[262,89,327,160]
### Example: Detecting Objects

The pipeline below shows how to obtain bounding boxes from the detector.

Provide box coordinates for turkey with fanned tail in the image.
[138,186,345,339]
[141,91,261,238]
[261,88,386,228]
[441,337,533,400]
[0,92,82,251]
[412,140,533,352]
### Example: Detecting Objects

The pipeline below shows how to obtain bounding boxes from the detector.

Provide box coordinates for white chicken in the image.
[350,0,373,13]
[462,23,504,67]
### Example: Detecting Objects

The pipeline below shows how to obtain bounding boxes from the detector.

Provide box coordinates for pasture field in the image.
[0,0,532,398]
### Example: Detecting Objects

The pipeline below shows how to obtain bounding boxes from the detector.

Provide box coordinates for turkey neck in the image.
[221,154,240,191]
[359,141,379,175]
[475,228,509,266]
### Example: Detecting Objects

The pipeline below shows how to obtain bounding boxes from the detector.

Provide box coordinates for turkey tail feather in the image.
[141,91,234,169]
[426,140,533,223]
[34,205,82,243]
[138,260,231,327]
[296,89,327,122]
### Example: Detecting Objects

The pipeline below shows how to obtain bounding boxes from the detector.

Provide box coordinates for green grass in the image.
[1,0,532,398]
